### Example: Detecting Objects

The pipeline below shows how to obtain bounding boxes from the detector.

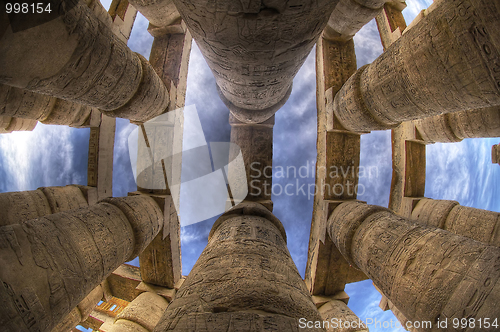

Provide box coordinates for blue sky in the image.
[1,1,499,331]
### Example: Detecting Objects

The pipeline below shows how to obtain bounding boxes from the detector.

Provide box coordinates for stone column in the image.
[324,0,393,42]
[0,185,93,227]
[0,0,169,123]
[414,106,500,143]
[229,114,273,209]
[101,292,169,332]
[51,285,104,332]
[333,0,500,132]
[0,84,95,128]
[0,195,163,332]
[411,198,500,247]
[0,116,37,133]
[493,143,500,165]
[171,0,338,123]
[317,300,368,332]
[155,202,324,331]
[328,201,500,327]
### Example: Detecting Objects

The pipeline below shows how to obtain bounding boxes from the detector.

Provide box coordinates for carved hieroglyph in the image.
[155,202,324,331]
[328,201,500,329]
[0,196,162,332]
[172,0,339,123]
[0,0,169,122]
[333,0,500,132]
[317,300,368,332]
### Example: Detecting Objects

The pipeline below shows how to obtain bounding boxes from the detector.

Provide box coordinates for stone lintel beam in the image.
[324,0,391,42]
[412,198,500,247]
[107,0,138,42]
[306,36,367,297]
[333,0,500,132]
[493,143,500,165]
[0,195,163,332]
[129,192,181,289]
[127,0,181,29]
[414,106,500,143]
[172,0,339,124]
[0,0,169,122]
[375,1,407,50]
[106,264,142,302]
[229,113,273,205]
[388,121,426,217]
[328,201,500,327]
[0,185,92,227]
[87,114,116,200]
[155,201,324,331]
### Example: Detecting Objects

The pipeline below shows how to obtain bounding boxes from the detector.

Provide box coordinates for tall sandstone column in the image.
[155,202,324,331]
[317,300,368,332]
[229,114,273,209]
[0,195,163,332]
[0,185,94,227]
[333,0,500,132]
[328,201,500,329]
[102,292,169,332]
[411,198,500,247]
[414,106,500,143]
[171,0,338,124]
[493,143,500,165]
[0,0,169,122]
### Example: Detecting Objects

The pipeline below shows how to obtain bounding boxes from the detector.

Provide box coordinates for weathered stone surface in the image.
[334,0,500,132]
[128,0,180,29]
[415,106,500,143]
[229,114,273,203]
[0,116,38,133]
[114,292,169,331]
[172,0,339,123]
[155,202,324,331]
[0,186,92,227]
[328,201,500,329]
[0,0,169,122]
[306,37,366,297]
[412,198,500,247]
[375,2,407,50]
[493,143,500,164]
[318,300,368,332]
[0,196,162,332]
[324,0,386,42]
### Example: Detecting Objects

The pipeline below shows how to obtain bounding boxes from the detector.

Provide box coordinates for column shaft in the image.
[0,0,169,122]
[328,201,500,328]
[0,195,163,332]
[412,198,500,247]
[333,0,500,132]
[103,292,169,332]
[155,202,324,331]
[229,114,273,206]
[317,300,368,332]
[0,185,91,227]
[414,106,500,143]
[172,0,338,123]
[493,143,500,165]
